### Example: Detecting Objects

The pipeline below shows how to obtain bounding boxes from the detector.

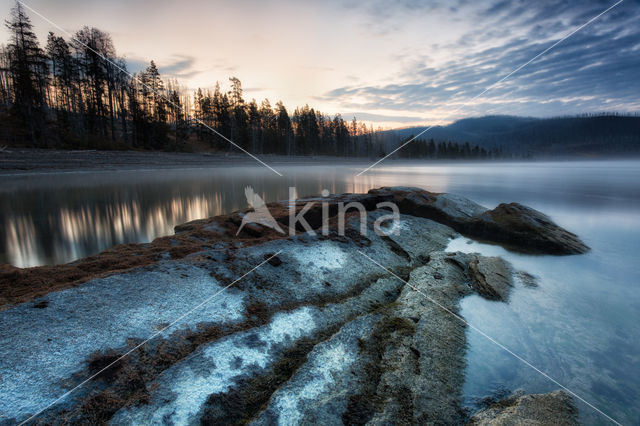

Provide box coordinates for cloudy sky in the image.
[2,0,639,127]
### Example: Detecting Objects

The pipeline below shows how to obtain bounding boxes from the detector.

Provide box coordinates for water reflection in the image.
[4,215,39,267]
[2,161,639,267]
[447,208,640,424]
[2,160,639,423]
[4,194,225,267]
[1,166,381,266]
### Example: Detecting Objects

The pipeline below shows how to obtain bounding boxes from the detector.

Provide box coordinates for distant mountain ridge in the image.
[383,115,640,156]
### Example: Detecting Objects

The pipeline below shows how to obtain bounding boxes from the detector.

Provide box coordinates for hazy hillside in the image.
[383,115,640,156]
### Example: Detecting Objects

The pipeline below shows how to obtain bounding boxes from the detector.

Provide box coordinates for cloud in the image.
[124,54,200,78]
[123,57,147,74]
[125,54,233,83]
[340,111,429,123]
[158,55,199,78]
[322,0,640,120]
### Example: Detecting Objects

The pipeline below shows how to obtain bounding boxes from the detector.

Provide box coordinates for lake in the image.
[1,160,639,424]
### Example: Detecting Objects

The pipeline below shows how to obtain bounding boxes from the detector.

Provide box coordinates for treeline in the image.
[191,82,380,156]
[385,114,640,157]
[398,136,503,159]
[0,3,382,156]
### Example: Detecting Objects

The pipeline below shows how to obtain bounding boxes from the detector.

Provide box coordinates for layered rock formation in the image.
[0,188,587,424]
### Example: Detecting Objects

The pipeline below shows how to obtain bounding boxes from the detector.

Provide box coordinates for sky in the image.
[2,0,639,128]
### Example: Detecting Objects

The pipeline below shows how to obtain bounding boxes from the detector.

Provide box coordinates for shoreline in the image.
[1,148,636,176]
[0,187,585,423]
[0,149,373,176]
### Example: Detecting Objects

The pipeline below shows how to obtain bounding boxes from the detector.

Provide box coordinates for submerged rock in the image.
[0,188,588,424]
[469,390,579,425]
[467,256,512,301]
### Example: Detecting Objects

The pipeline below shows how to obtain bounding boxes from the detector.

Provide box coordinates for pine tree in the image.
[275,101,293,155]
[227,77,247,149]
[258,99,275,153]
[5,1,47,144]
[142,61,165,122]
[73,26,116,140]
[140,60,168,148]
[247,98,260,152]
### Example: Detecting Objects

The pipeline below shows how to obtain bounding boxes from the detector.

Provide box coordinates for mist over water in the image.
[2,160,639,423]
[0,164,370,267]
[3,160,638,268]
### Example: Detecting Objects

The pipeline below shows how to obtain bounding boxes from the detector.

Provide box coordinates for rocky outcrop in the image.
[469,390,579,425]
[466,203,589,255]
[0,187,586,309]
[369,187,589,254]
[0,188,587,424]
[244,252,512,426]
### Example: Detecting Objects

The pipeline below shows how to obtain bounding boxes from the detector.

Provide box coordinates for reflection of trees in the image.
[0,172,375,267]
[2,184,224,267]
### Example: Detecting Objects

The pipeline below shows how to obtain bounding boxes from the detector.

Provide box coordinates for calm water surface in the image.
[2,160,639,424]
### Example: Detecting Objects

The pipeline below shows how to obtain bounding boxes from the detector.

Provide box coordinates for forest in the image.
[396,137,501,159]
[0,3,500,160]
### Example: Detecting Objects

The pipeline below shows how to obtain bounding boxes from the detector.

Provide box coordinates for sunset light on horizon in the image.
[2,0,638,128]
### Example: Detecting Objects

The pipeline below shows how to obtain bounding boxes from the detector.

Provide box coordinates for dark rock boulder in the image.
[369,187,589,255]
[466,202,589,255]
[467,256,512,301]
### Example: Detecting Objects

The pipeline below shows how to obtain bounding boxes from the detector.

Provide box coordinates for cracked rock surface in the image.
[0,188,586,424]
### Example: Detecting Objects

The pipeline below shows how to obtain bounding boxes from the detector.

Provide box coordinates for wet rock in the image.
[368,186,488,227]
[368,187,589,254]
[361,252,513,425]
[0,211,453,423]
[112,276,403,424]
[468,390,579,425]
[467,203,590,255]
[0,188,589,424]
[468,256,512,301]
[249,315,380,425]
[515,271,538,288]
[246,251,514,426]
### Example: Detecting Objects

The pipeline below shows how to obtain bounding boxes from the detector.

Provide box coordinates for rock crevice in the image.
[0,188,587,424]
